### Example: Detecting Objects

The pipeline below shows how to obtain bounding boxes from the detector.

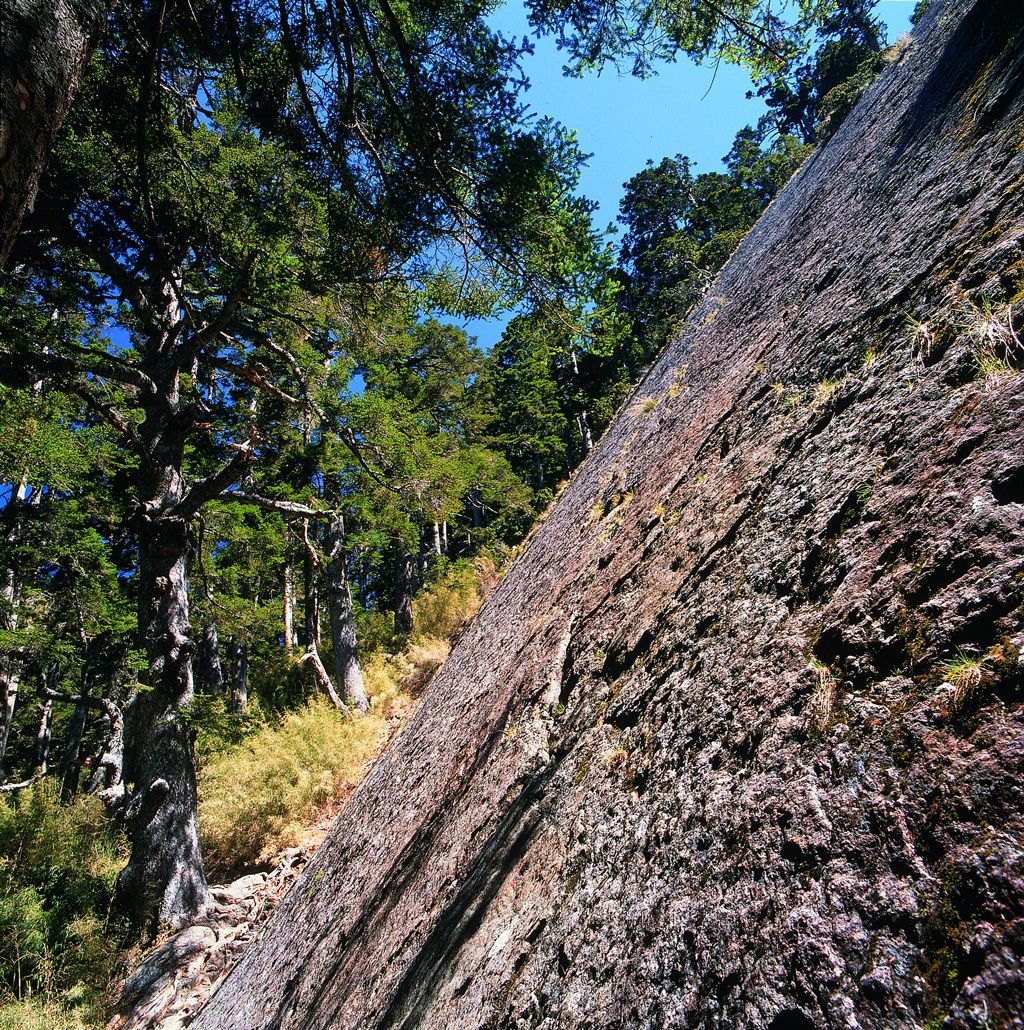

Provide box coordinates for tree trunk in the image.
[303,523,320,650]
[564,424,576,477]
[576,412,593,457]
[228,638,248,714]
[326,515,368,712]
[0,478,36,781]
[114,338,211,928]
[59,683,89,801]
[34,663,58,774]
[197,619,223,697]
[569,349,593,457]
[622,337,637,381]
[0,0,115,265]
[35,699,52,773]
[116,509,209,927]
[283,562,298,649]
[87,694,124,792]
[301,517,339,704]
[393,536,414,638]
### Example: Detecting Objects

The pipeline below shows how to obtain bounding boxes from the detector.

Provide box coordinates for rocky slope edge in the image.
[195,2,1024,1027]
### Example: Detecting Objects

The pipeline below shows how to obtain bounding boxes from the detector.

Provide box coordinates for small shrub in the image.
[0,783,128,1021]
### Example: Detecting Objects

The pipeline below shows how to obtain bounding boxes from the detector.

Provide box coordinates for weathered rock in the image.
[194,2,1024,1028]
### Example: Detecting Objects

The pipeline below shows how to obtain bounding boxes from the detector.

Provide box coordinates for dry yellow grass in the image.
[198,691,402,877]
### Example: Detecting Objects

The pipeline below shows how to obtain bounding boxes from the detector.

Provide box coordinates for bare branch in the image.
[207,353,307,407]
[297,648,344,709]
[0,770,50,793]
[189,275,252,352]
[218,489,337,520]
[177,447,259,520]
[74,387,156,471]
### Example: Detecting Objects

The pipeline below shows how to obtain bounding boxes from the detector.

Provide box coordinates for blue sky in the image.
[462,1,920,348]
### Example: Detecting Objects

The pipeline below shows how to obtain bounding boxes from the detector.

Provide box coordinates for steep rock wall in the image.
[197,2,1024,1027]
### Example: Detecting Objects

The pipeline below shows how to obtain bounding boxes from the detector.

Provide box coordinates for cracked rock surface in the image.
[194,2,1024,1028]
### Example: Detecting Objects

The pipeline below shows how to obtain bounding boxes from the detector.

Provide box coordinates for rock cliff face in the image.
[196,2,1024,1028]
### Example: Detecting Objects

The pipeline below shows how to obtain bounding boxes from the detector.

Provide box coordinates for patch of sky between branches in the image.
[461,0,916,350]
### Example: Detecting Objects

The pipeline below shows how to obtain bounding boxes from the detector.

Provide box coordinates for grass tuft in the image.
[937,649,989,712]
[811,659,838,723]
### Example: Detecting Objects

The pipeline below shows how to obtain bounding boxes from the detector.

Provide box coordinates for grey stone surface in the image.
[193,2,1024,1028]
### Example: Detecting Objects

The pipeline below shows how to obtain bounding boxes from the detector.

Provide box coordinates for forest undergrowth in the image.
[0,561,492,1030]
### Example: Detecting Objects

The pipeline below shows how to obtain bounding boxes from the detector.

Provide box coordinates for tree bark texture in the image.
[0,0,114,265]
[117,509,209,927]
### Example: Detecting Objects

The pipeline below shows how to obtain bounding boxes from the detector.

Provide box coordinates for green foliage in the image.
[0,783,128,1017]
[618,130,811,353]
[815,47,891,143]
[911,0,933,25]
[525,0,833,79]
[751,0,886,144]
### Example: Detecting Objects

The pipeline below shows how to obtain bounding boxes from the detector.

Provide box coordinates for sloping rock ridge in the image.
[196,2,1024,1027]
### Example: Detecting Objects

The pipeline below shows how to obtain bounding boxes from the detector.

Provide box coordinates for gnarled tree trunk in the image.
[117,507,209,928]
[0,0,114,265]
[114,326,212,929]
